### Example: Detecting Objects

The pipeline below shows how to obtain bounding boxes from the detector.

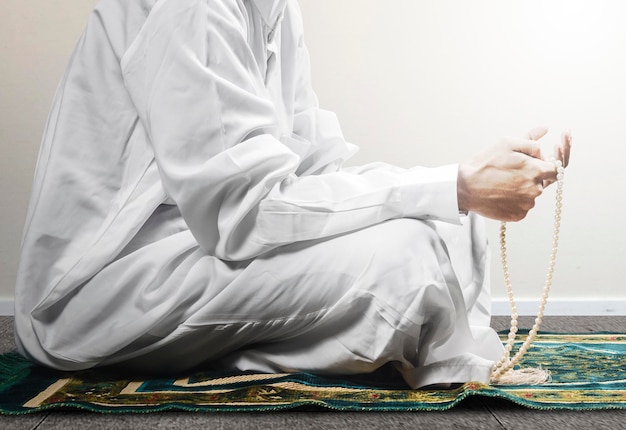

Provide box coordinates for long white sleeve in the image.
[121,0,461,261]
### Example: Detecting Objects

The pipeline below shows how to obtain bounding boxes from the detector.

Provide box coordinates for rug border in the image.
[2,332,626,414]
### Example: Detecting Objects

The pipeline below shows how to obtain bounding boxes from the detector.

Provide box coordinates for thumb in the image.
[527,126,549,141]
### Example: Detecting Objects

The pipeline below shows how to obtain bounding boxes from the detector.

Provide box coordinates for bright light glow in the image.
[518,0,624,67]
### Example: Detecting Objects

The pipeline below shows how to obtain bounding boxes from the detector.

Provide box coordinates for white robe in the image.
[14,0,504,388]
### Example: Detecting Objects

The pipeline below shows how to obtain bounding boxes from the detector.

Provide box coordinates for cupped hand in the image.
[457,127,571,222]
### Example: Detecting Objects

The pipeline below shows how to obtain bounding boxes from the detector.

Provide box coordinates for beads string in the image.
[490,158,565,384]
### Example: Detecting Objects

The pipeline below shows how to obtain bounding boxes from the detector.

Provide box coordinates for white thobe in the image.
[14,0,504,388]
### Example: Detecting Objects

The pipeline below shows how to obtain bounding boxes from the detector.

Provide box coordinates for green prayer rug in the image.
[1,332,625,414]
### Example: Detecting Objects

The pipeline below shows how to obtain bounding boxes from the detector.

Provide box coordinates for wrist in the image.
[457,163,473,213]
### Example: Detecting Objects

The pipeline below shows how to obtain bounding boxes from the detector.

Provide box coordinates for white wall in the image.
[1,0,100,314]
[299,0,626,314]
[1,0,624,314]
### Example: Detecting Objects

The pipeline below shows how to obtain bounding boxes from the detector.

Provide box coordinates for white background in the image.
[1,0,625,314]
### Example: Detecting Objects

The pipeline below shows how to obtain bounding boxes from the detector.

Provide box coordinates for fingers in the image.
[512,139,544,160]
[539,160,559,184]
[510,126,549,159]
[543,130,571,188]
[524,126,572,168]
[527,126,549,141]
[509,139,557,189]
[549,130,572,168]
[560,130,572,167]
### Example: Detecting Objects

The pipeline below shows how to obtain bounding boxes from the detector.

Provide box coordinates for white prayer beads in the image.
[490,158,564,384]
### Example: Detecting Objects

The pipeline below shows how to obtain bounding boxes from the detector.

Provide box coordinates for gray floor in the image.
[1,315,625,429]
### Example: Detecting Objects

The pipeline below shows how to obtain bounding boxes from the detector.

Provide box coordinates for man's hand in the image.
[457,127,571,222]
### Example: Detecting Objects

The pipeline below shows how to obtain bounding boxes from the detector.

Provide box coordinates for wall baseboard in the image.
[491,299,626,316]
[0,300,13,317]
[0,299,624,317]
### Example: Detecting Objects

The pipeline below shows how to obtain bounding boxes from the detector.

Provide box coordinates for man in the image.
[14,0,570,388]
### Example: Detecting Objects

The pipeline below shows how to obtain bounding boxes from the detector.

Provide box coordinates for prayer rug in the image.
[1,332,625,414]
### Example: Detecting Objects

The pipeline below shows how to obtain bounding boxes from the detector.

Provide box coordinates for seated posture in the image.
[14,0,570,388]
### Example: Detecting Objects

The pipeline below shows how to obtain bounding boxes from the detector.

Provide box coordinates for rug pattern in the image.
[1,332,626,414]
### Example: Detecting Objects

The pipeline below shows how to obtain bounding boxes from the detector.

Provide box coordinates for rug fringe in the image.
[491,366,552,385]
